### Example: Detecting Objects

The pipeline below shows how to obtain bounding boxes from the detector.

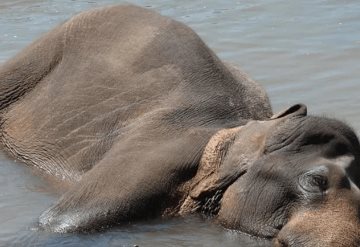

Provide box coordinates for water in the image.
[0,0,359,246]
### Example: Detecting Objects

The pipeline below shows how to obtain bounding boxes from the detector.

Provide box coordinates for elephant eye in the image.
[309,174,328,191]
[299,166,329,194]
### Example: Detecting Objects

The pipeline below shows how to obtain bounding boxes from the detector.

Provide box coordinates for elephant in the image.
[0,4,359,246]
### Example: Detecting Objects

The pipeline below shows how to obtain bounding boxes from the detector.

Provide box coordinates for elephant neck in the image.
[177,126,243,216]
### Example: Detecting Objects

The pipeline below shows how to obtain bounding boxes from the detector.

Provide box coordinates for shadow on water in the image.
[0,0,359,246]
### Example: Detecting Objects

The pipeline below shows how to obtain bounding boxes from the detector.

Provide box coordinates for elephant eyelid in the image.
[298,170,329,194]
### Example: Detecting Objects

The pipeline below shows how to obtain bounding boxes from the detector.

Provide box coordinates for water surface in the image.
[0,0,359,246]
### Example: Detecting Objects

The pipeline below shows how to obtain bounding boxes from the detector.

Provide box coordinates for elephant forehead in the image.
[264,116,360,156]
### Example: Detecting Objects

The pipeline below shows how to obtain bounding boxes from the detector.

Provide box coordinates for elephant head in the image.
[185,104,360,246]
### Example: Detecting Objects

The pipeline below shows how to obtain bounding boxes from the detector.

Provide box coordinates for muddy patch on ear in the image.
[178,126,242,215]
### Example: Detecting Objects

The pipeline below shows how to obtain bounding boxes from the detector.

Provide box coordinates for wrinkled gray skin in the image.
[0,5,360,246]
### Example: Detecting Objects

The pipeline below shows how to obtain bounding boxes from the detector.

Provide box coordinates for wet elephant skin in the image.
[0,5,359,247]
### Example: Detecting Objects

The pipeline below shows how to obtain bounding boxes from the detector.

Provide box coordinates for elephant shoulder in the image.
[224,62,272,120]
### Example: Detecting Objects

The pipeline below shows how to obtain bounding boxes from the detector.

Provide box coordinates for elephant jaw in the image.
[178,126,245,216]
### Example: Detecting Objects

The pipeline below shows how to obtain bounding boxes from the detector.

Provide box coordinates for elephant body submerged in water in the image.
[0,5,360,246]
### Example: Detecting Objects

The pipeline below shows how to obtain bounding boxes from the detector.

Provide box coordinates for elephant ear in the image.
[178,104,308,216]
[179,124,265,215]
[270,103,307,119]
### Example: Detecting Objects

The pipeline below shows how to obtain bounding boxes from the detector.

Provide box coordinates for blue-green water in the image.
[0,1,359,246]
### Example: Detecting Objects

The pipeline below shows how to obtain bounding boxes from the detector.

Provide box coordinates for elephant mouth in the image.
[197,189,225,217]
[178,172,245,217]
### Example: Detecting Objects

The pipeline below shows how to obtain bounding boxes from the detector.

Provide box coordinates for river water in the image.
[0,0,359,246]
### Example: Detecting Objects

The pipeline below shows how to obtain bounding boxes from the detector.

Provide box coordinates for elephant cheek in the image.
[217,184,280,238]
[217,194,238,229]
[216,179,250,230]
